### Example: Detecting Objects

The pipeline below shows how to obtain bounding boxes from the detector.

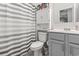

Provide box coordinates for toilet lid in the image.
[30,41,43,48]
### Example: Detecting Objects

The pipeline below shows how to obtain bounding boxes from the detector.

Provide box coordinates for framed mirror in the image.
[60,8,73,23]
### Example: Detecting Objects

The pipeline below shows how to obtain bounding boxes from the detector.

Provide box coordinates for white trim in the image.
[49,4,52,30]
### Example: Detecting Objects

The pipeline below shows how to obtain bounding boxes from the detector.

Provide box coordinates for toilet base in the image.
[34,49,42,56]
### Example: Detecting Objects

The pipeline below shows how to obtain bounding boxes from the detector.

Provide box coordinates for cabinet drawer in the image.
[49,33,65,41]
[68,35,79,44]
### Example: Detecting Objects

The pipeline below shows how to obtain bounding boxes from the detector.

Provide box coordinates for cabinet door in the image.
[48,40,65,56]
[36,10,42,24]
[37,8,49,24]
[69,43,79,56]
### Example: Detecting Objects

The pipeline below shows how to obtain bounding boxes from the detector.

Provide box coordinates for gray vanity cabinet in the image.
[68,35,79,56]
[48,33,65,56]
[48,32,79,56]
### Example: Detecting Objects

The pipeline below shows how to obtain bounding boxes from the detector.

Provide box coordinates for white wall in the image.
[50,3,75,30]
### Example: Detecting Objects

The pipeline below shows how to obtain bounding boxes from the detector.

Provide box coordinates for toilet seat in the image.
[30,41,44,51]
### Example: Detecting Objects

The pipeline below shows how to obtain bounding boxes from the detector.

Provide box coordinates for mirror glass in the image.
[60,8,73,23]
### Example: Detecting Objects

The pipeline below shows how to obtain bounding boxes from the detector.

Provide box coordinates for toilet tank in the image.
[38,31,47,42]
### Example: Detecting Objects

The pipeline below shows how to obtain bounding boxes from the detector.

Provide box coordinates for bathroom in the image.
[1,3,79,56]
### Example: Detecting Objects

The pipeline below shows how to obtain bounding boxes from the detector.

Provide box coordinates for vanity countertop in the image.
[48,29,79,35]
[37,29,79,35]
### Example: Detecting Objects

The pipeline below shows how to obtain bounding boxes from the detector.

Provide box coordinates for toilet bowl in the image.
[30,31,47,56]
[30,41,44,56]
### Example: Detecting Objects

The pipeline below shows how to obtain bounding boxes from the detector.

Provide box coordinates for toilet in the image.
[30,31,47,56]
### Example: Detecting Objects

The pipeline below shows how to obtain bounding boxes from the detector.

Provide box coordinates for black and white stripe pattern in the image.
[0,3,36,56]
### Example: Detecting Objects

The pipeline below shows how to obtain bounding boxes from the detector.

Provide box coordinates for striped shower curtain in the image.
[0,3,36,56]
